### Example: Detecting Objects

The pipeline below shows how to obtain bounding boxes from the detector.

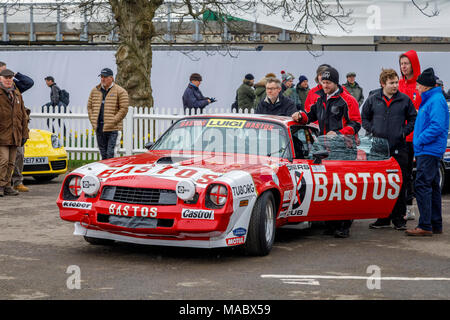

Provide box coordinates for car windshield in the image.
[311,134,390,161]
[152,118,290,157]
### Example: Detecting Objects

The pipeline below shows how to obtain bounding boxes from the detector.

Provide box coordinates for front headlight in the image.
[51,134,62,149]
[206,183,228,208]
[68,176,82,197]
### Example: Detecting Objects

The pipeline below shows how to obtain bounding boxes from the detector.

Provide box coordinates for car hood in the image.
[73,150,280,188]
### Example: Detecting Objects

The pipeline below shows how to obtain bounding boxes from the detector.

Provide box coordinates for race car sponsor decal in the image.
[206,119,246,129]
[311,165,326,173]
[62,201,92,210]
[108,204,157,217]
[283,164,314,218]
[244,121,275,130]
[181,209,215,220]
[226,236,245,246]
[231,183,255,197]
[95,164,222,186]
[312,172,401,202]
[233,228,247,237]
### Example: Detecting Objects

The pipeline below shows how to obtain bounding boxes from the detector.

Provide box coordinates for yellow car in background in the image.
[23,129,68,182]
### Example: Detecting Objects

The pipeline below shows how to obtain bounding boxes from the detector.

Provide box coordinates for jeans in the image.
[415,155,442,232]
[96,130,118,160]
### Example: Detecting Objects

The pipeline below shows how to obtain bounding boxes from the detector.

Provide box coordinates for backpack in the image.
[59,89,70,106]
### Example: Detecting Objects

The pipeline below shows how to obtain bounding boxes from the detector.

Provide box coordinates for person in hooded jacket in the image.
[399,50,422,221]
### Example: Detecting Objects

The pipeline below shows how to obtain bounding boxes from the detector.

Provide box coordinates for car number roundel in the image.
[284,164,313,217]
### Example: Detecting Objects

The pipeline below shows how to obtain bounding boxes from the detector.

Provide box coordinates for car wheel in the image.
[439,162,445,191]
[33,174,58,183]
[84,236,115,246]
[243,192,276,256]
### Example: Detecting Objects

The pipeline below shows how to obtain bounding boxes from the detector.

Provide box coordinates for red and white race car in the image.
[57,114,402,255]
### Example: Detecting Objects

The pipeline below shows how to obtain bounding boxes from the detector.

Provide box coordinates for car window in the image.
[152,118,291,158]
[310,134,390,161]
[290,126,315,160]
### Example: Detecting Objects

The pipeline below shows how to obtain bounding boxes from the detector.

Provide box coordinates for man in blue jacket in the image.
[182,73,213,114]
[406,68,449,236]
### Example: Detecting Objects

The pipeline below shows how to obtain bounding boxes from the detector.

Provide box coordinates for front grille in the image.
[100,186,177,205]
[51,160,67,170]
[97,213,174,228]
[23,164,51,172]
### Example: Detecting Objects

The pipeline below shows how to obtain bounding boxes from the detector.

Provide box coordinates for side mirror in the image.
[312,150,329,164]
[144,141,154,150]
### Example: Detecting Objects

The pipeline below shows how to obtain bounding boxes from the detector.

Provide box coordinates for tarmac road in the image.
[1,174,450,301]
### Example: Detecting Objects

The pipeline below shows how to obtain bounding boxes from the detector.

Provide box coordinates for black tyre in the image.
[84,236,115,246]
[243,192,276,256]
[33,174,58,183]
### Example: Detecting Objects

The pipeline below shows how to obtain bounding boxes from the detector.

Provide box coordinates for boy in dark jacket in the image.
[362,69,417,230]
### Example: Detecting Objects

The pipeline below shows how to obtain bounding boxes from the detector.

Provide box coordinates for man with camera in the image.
[182,73,216,115]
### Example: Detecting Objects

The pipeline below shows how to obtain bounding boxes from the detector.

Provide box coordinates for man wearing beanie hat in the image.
[406,67,449,237]
[292,66,362,238]
[304,64,331,112]
[280,71,301,109]
[296,75,309,110]
[234,73,255,112]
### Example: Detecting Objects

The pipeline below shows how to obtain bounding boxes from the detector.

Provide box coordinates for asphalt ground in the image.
[1,173,450,303]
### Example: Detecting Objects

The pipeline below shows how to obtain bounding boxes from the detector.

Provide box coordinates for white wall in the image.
[1,49,449,113]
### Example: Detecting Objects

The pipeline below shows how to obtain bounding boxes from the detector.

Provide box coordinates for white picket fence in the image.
[28,105,254,161]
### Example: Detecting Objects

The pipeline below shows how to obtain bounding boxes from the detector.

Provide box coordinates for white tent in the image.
[232,0,450,38]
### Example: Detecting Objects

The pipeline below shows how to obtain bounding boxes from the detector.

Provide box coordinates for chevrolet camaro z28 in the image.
[57,114,401,256]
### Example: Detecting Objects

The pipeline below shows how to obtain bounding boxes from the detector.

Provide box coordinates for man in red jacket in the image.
[303,64,330,112]
[399,50,421,221]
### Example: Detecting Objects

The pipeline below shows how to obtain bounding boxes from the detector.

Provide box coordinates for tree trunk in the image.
[109,0,163,108]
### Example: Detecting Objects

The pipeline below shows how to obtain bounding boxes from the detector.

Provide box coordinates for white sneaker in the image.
[405,206,416,220]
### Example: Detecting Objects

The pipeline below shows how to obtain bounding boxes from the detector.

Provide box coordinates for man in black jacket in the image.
[362,69,417,230]
[255,78,298,116]
[182,73,213,115]
[294,67,362,238]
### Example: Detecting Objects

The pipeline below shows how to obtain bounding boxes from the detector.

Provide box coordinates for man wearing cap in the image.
[0,69,29,196]
[87,68,129,160]
[406,68,449,237]
[236,73,256,111]
[292,67,362,238]
[343,72,364,106]
[182,73,213,114]
[0,61,34,193]
[295,75,309,110]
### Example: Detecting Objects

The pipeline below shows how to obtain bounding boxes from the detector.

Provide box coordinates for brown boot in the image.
[14,183,29,192]
[4,186,19,196]
[405,227,433,237]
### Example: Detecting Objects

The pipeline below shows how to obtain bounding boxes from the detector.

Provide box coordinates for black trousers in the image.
[378,147,408,225]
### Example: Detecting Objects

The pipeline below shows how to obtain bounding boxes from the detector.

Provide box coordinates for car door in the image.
[286,126,402,222]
